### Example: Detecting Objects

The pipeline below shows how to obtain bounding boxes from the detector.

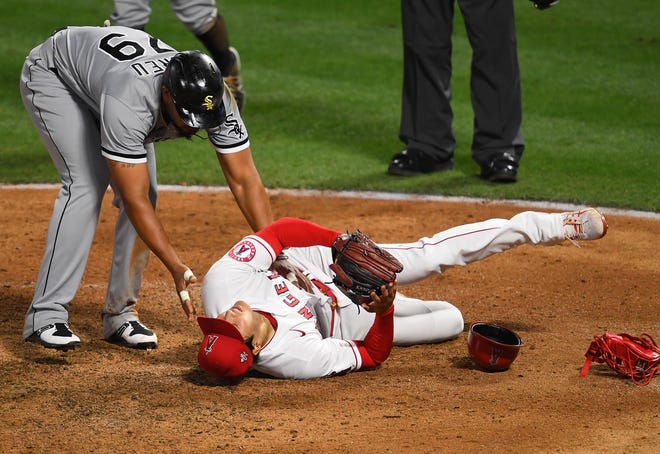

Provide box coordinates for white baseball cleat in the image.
[562,208,608,242]
[109,320,158,349]
[27,323,81,350]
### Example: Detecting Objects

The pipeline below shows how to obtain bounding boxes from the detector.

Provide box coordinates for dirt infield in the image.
[1,187,658,453]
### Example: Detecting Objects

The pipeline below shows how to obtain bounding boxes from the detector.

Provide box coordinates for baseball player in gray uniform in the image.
[197,208,607,380]
[19,25,272,351]
[108,0,244,110]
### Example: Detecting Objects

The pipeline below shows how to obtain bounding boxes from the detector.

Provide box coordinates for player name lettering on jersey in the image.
[273,280,288,295]
[297,306,313,320]
[130,58,171,77]
[266,272,313,320]
[283,294,300,308]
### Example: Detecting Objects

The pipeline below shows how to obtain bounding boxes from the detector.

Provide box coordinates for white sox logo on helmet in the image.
[202,95,214,111]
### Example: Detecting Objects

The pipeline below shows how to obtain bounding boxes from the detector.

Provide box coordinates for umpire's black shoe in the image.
[387,149,454,176]
[27,323,81,351]
[480,157,518,183]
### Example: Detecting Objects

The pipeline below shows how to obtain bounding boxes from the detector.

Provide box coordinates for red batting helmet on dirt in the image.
[197,316,253,381]
[467,322,524,372]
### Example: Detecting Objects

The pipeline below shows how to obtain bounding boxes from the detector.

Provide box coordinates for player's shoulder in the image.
[63,25,144,46]
[65,24,160,42]
[64,25,176,65]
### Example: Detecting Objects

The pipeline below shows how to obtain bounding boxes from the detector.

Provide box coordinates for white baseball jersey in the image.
[202,211,571,379]
[202,234,370,379]
[39,25,248,163]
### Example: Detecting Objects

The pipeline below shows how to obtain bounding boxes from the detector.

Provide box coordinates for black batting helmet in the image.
[162,51,226,129]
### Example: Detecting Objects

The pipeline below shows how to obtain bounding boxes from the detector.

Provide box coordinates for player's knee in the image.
[447,305,464,338]
[392,301,464,345]
[171,2,218,35]
[428,302,463,341]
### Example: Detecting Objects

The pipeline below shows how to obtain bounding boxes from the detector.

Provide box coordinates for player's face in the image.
[219,301,258,342]
[160,86,199,138]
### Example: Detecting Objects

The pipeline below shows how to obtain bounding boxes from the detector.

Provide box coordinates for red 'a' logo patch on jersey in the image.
[229,240,257,262]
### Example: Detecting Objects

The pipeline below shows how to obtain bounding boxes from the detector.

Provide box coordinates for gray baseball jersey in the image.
[20,25,248,340]
[40,25,248,163]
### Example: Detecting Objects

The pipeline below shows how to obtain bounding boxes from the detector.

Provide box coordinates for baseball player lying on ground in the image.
[197,208,608,380]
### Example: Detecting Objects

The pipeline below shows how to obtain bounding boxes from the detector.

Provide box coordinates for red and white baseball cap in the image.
[197,316,254,381]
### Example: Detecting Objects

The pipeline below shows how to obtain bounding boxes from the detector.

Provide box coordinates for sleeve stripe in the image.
[346,340,362,370]
[247,234,277,263]
[211,137,250,152]
[101,147,147,163]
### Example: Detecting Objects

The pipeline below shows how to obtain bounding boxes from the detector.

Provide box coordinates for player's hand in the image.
[271,254,315,293]
[174,267,197,321]
[361,282,396,313]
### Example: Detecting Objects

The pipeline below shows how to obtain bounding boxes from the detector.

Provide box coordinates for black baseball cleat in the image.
[27,323,81,351]
[480,157,518,183]
[108,320,158,349]
[387,149,454,176]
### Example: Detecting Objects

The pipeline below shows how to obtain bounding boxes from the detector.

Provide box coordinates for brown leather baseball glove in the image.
[330,231,403,306]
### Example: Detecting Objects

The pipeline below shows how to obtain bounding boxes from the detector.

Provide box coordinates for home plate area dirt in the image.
[0,187,658,453]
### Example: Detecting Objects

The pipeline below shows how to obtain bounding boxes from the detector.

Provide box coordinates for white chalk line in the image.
[1,183,657,219]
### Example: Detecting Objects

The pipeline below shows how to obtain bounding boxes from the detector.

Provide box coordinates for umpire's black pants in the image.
[399,0,524,168]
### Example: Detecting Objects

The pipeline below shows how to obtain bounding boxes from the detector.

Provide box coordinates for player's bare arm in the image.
[216,147,272,231]
[106,158,197,321]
